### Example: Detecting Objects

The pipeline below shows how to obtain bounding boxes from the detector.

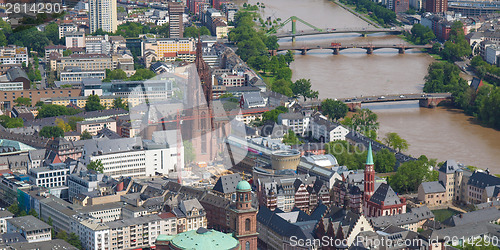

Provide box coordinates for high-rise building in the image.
[169,2,185,38]
[425,0,447,13]
[89,0,117,34]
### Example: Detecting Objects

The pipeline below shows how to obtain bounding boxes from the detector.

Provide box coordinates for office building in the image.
[169,2,184,38]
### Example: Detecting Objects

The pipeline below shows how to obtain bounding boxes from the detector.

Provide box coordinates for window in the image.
[245,218,250,231]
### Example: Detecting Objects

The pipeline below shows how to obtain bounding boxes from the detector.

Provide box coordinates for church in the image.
[363,143,407,217]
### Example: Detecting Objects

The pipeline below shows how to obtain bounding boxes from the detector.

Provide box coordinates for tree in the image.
[67,233,82,249]
[85,94,105,111]
[388,156,438,193]
[37,104,81,118]
[129,68,155,81]
[325,140,367,170]
[35,101,44,107]
[291,79,318,101]
[284,50,294,66]
[261,107,288,123]
[183,140,196,164]
[63,49,72,56]
[282,130,300,145]
[384,132,409,152]
[271,79,293,97]
[44,22,61,45]
[105,69,128,81]
[87,160,104,173]
[68,116,84,131]
[183,26,211,38]
[112,97,127,110]
[55,118,71,132]
[351,108,379,136]
[0,115,23,128]
[56,230,68,241]
[407,24,435,45]
[321,99,348,121]
[441,21,471,60]
[39,126,64,138]
[8,203,20,216]
[374,148,396,173]
[28,208,38,218]
[0,31,7,47]
[80,130,92,140]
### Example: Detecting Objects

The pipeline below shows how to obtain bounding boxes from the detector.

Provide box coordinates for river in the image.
[238,0,500,172]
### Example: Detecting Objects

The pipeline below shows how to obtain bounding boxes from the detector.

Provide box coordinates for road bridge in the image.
[275,43,433,55]
[303,93,452,111]
[274,27,404,38]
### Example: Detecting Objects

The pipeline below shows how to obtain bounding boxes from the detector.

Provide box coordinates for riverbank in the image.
[331,0,381,28]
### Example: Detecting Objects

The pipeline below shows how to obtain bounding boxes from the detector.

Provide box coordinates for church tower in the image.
[364,143,375,202]
[231,180,258,250]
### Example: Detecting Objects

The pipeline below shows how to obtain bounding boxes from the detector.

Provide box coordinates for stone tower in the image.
[231,180,258,250]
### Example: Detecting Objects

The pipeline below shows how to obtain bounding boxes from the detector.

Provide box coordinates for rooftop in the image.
[7,215,51,232]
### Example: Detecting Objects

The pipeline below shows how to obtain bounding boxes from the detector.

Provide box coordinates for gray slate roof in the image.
[438,159,460,174]
[370,206,434,229]
[369,183,402,206]
[468,171,500,189]
[212,173,240,194]
[442,207,500,227]
[420,181,446,194]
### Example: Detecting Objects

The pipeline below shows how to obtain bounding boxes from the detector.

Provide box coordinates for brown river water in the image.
[237,0,500,171]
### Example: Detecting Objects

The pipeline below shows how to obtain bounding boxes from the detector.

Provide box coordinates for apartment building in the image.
[278,112,311,136]
[0,88,80,109]
[28,163,69,188]
[60,67,106,82]
[7,216,52,243]
[310,114,350,142]
[73,214,165,250]
[89,0,117,33]
[65,31,86,48]
[44,45,66,62]
[216,74,245,86]
[50,95,125,109]
[0,210,14,234]
[56,54,113,74]
[58,23,79,39]
[0,46,28,65]
[142,38,195,67]
[76,119,117,135]
[172,199,207,233]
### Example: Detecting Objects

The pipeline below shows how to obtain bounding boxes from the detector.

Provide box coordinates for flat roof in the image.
[7,215,51,231]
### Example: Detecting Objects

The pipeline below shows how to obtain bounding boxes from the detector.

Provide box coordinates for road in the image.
[39,62,46,88]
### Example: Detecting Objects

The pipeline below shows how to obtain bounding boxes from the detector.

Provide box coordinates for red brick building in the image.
[363,143,407,217]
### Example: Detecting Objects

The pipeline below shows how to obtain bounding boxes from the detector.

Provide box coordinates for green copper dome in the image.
[170,228,239,250]
[366,142,374,165]
[236,180,251,192]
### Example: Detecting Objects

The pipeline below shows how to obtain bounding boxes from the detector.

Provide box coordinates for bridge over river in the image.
[275,43,433,55]
[274,27,404,38]
[302,93,452,110]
